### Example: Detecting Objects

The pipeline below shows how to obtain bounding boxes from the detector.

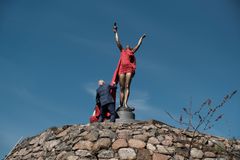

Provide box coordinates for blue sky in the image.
[1,0,240,158]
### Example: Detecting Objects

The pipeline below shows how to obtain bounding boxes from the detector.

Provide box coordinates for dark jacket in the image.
[96,84,116,106]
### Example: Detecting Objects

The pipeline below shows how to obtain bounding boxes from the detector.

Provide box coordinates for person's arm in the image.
[96,92,100,105]
[132,34,146,53]
[113,22,123,51]
[109,83,117,90]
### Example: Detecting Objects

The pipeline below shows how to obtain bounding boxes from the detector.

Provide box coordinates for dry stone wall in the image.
[5,120,240,160]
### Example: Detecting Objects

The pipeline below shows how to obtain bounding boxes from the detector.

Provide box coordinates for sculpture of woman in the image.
[113,22,146,110]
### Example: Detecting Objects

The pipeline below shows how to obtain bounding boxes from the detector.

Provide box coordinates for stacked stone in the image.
[5,120,240,160]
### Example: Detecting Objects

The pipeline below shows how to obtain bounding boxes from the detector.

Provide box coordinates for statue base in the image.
[115,107,136,123]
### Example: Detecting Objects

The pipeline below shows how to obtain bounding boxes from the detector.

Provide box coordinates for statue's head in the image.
[98,80,105,86]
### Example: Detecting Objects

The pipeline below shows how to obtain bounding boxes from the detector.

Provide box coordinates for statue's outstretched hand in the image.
[141,34,146,39]
[113,22,118,33]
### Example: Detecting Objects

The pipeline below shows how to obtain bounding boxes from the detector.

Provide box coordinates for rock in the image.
[161,139,173,146]
[148,137,160,145]
[118,148,136,160]
[204,151,216,158]
[84,130,99,141]
[100,129,116,139]
[56,142,72,151]
[128,139,146,149]
[152,153,170,160]
[112,139,128,150]
[56,128,71,138]
[37,157,44,160]
[143,129,157,137]
[73,141,93,150]
[132,130,142,135]
[161,135,173,146]
[67,155,79,160]
[143,124,156,130]
[56,151,67,160]
[117,130,132,139]
[207,139,214,147]
[133,134,148,142]
[38,132,50,145]
[93,138,111,151]
[136,149,151,160]
[190,148,204,159]
[17,148,30,156]
[32,151,44,158]
[32,146,42,152]
[156,145,175,155]
[175,147,188,157]
[175,142,184,148]
[45,140,60,151]
[80,131,88,137]
[234,144,240,150]
[75,150,92,157]
[157,135,164,142]
[146,143,156,152]
[98,150,114,159]
[174,154,185,160]
[56,151,75,160]
[22,153,32,159]
[29,136,39,145]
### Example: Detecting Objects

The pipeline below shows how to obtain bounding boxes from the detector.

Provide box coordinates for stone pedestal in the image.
[116,107,136,123]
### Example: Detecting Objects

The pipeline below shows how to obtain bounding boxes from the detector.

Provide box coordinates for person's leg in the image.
[108,103,116,122]
[98,105,106,122]
[123,72,133,108]
[119,74,126,107]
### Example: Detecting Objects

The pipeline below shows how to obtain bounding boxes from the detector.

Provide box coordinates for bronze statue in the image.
[113,22,146,110]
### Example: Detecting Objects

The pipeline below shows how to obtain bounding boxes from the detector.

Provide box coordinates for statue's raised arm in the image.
[132,34,146,53]
[113,22,123,51]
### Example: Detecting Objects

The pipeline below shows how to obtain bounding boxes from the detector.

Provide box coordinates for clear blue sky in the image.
[1,0,240,158]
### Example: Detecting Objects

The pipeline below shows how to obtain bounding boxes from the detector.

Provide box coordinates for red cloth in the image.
[118,49,136,74]
[90,104,111,123]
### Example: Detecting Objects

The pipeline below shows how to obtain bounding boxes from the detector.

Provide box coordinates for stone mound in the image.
[5,120,240,160]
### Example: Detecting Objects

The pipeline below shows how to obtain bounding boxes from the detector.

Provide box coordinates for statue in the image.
[89,23,146,123]
[112,22,146,112]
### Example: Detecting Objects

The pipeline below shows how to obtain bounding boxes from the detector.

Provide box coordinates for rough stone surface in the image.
[148,137,160,145]
[161,136,173,146]
[133,134,148,142]
[152,153,170,160]
[191,148,204,158]
[157,145,175,154]
[5,120,240,160]
[146,143,156,152]
[112,139,128,150]
[75,150,91,157]
[93,138,111,151]
[204,151,216,158]
[118,148,136,160]
[73,141,93,150]
[174,154,185,160]
[84,130,99,141]
[97,150,114,159]
[136,149,151,160]
[45,140,61,151]
[67,155,78,160]
[128,139,146,149]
